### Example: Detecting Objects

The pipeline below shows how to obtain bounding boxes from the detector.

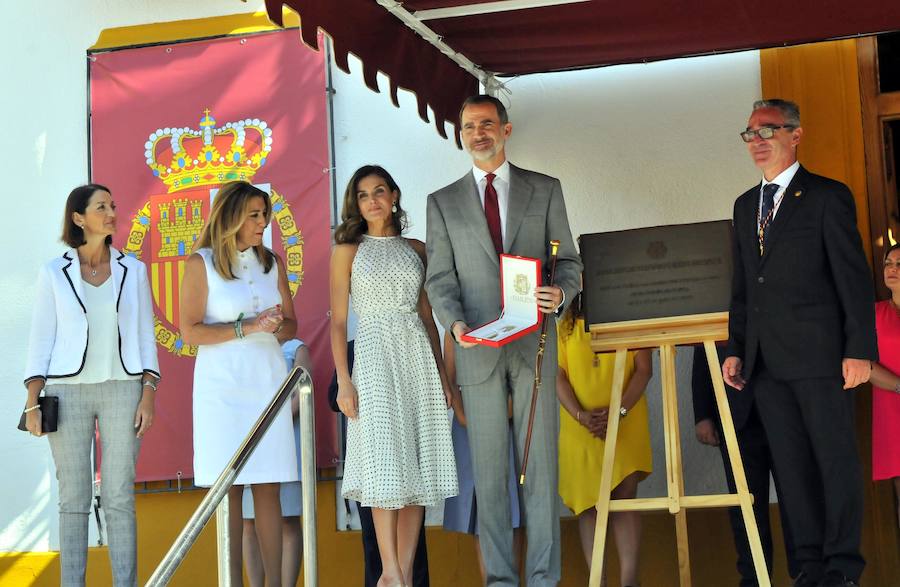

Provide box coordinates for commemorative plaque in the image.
[580,220,733,326]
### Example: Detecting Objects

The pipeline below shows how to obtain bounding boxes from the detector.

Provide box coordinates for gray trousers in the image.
[461,348,561,586]
[45,380,142,587]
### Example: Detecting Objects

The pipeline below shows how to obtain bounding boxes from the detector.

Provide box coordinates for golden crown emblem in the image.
[145,108,272,192]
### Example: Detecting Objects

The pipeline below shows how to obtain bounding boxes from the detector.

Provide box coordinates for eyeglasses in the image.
[740,125,795,143]
[884,260,900,270]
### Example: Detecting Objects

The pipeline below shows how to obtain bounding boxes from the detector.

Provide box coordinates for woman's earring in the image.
[391,203,398,213]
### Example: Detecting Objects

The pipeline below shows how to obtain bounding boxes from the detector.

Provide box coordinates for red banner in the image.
[90,30,336,481]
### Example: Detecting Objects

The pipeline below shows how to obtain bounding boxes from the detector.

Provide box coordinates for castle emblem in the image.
[156,198,204,258]
[145,190,209,334]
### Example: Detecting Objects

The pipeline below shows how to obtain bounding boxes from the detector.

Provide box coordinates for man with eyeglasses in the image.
[723,99,876,587]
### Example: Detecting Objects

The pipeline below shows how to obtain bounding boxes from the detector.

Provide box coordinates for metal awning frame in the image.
[375,0,589,94]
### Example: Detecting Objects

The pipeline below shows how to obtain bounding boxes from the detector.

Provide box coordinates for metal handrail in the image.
[146,366,317,586]
[298,371,318,585]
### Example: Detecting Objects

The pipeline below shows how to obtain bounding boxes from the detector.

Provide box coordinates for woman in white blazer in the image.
[23,184,159,587]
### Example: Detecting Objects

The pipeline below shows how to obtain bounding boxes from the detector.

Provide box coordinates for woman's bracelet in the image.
[23,404,41,414]
[142,379,158,392]
[234,312,245,339]
[575,410,582,424]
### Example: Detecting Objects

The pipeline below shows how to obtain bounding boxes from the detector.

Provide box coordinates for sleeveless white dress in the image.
[341,236,458,509]
[192,247,297,487]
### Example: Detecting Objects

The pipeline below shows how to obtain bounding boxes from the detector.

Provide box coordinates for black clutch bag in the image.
[17,396,59,433]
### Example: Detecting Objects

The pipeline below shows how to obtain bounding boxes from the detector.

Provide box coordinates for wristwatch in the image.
[619,406,629,418]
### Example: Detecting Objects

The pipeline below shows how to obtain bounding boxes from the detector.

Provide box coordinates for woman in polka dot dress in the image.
[331,165,457,587]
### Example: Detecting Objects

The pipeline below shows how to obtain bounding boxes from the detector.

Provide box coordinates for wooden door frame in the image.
[856,35,900,584]
[859,37,900,294]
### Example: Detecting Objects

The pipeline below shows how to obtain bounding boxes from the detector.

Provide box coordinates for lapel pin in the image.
[794,190,802,198]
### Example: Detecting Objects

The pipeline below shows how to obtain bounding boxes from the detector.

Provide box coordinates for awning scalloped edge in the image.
[266,0,478,148]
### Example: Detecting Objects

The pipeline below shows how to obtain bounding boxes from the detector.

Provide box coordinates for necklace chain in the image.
[756,189,785,255]
[80,253,106,278]
[83,260,100,277]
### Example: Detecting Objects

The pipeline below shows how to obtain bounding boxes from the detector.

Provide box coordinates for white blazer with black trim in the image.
[24,247,160,385]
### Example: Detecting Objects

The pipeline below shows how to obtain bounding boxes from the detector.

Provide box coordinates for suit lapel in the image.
[456,172,501,267]
[504,164,535,252]
[759,166,807,267]
[61,249,86,312]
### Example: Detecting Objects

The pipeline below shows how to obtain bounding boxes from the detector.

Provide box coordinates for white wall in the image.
[506,52,761,236]
[0,0,762,552]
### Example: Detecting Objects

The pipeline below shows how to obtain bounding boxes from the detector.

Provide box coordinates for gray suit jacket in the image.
[425,163,583,386]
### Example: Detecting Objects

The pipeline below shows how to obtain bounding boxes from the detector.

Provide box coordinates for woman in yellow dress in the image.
[557,293,652,587]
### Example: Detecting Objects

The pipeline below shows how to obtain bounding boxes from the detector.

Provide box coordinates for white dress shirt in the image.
[472,160,511,250]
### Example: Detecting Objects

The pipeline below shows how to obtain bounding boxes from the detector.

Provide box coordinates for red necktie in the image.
[484,173,503,255]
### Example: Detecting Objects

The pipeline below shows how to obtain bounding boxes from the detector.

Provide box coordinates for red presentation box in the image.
[461,254,543,347]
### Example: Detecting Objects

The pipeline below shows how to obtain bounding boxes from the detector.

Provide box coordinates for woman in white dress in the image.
[331,165,457,587]
[180,181,298,586]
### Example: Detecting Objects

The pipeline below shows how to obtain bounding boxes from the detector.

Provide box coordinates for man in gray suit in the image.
[425,95,582,585]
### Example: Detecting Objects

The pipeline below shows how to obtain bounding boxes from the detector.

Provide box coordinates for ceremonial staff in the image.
[519,239,561,485]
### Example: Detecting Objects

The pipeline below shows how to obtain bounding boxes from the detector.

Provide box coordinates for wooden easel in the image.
[587,312,770,587]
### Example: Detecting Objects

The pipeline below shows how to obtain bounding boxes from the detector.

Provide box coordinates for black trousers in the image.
[358,503,429,587]
[716,405,799,586]
[752,364,865,581]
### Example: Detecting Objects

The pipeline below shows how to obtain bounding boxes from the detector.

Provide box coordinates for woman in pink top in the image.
[867,243,900,529]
